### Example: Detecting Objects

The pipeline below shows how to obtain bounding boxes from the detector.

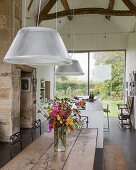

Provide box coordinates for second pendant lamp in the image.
[55,59,84,76]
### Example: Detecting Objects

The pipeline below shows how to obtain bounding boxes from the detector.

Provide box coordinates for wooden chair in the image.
[117,96,134,128]
[80,116,88,128]
[103,104,110,130]
[9,132,22,159]
[31,119,41,141]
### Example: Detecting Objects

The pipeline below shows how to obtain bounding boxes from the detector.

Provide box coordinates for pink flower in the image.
[52,108,57,112]
[55,102,59,108]
[53,112,57,118]
[29,108,32,112]
[49,124,52,132]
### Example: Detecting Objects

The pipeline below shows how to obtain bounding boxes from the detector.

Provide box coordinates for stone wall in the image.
[0,0,36,142]
[0,0,14,142]
[0,0,21,142]
[20,69,36,128]
[11,0,22,136]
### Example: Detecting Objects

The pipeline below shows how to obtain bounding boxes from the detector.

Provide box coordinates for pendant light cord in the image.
[36,0,42,26]
[56,0,58,31]
[72,0,75,59]
[24,0,27,27]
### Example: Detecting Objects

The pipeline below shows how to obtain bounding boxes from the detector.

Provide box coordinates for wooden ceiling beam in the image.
[122,0,136,12]
[40,8,135,21]
[105,0,115,20]
[27,0,34,11]
[61,0,73,21]
[39,0,56,23]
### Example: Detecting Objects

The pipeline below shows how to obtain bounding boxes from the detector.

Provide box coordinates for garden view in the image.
[56,51,125,117]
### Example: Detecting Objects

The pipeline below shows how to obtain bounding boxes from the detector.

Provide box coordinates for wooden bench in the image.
[117,96,134,127]
[1,128,98,170]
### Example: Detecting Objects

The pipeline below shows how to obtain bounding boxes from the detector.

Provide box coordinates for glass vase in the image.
[54,126,66,152]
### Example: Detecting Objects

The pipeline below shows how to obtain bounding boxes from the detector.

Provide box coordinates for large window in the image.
[89,51,125,117]
[56,51,125,117]
[56,53,88,98]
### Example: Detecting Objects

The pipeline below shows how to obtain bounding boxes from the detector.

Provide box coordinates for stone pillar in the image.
[0,0,22,142]
[0,0,36,142]
[20,68,36,128]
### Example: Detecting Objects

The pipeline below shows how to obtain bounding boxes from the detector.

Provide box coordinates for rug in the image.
[104,145,128,170]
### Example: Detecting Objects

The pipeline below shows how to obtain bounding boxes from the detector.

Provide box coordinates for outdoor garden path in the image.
[1,128,97,170]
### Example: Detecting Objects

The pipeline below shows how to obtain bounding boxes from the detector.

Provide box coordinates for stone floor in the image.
[104,118,136,170]
[0,118,136,169]
[94,117,136,170]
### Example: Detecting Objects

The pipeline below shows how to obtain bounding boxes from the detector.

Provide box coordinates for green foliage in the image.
[56,80,88,98]
[56,75,68,81]
[102,99,124,117]
[56,51,125,102]
[92,51,125,99]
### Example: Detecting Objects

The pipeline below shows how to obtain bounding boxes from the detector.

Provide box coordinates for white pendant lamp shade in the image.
[55,59,84,76]
[3,27,72,66]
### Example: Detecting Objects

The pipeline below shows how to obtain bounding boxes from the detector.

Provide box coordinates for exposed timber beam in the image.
[39,0,56,23]
[122,0,136,12]
[27,0,34,11]
[105,0,115,20]
[61,0,73,20]
[40,8,135,21]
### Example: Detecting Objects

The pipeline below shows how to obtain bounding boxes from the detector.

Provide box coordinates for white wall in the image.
[59,15,130,51]
[62,33,127,51]
[42,14,130,51]
[36,66,55,121]
[126,32,136,83]
[126,32,136,128]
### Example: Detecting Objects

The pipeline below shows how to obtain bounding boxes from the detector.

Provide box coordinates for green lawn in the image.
[102,99,124,117]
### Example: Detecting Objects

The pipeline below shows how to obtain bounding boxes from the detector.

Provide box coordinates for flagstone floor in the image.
[94,117,136,170]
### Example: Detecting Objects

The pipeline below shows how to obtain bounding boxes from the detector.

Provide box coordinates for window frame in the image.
[55,50,126,97]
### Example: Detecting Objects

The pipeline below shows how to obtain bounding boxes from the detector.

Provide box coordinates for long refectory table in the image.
[80,99,104,148]
[1,128,97,170]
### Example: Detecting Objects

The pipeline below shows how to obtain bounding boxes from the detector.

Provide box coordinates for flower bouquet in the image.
[33,98,82,152]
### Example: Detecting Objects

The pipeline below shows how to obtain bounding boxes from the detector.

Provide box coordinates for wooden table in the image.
[1,128,98,170]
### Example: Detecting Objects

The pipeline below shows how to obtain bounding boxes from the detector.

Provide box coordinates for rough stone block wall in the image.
[0,0,22,142]
[11,0,22,135]
[11,66,21,134]
[20,70,36,128]
[0,0,36,141]
[0,0,13,142]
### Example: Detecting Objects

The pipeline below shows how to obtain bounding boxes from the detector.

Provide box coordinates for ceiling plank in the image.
[61,0,73,20]
[39,0,56,23]
[105,0,115,20]
[27,0,34,11]
[122,0,136,12]
[40,8,135,21]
